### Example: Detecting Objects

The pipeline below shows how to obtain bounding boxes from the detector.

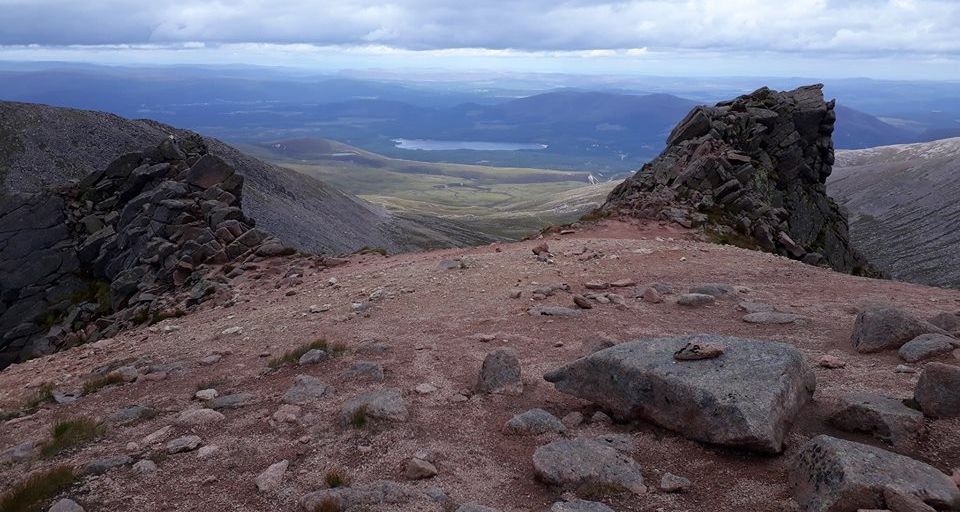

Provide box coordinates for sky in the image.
[1,0,959,80]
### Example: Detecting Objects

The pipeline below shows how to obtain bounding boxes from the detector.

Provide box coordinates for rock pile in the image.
[599,85,875,275]
[0,137,294,367]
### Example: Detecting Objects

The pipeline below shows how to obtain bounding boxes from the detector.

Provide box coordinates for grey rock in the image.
[929,312,960,332]
[344,361,385,381]
[456,505,501,512]
[828,392,924,448]
[789,435,960,512]
[898,333,958,362]
[108,404,156,425]
[166,435,202,454]
[83,455,134,475]
[209,392,255,410]
[914,362,960,418]
[339,388,409,424]
[689,283,734,298]
[404,458,438,480]
[550,499,615,512]
[659,472,692,493]
[255,460,289,493]
[743,312,804,324]
[528,305,583,317]
[503,409,567,435]
[544,335,815,453]
[477,349,523,395]
[300,480,410,511]
[282,374,335,405]
[738,301,776,314]
[132,459,158,474]
[48,499,85,512]
[176,408,225,425]
[533,437,646,494]
[0,441,36,464]
[297,349,328,365]
[677,293,715,307]
[851,307,948,353]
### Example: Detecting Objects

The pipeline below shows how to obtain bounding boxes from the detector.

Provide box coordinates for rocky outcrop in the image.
[600,85,875,275]
[543,335,816,453]
[0,137,296,367]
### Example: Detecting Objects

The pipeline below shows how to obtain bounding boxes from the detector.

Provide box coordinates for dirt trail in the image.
[2,219,959,511]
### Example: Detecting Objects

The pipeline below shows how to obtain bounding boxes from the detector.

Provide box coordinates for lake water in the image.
[394,139,548,151]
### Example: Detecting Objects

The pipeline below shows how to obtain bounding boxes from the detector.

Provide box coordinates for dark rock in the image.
[543,335,815,453]
[914,362,960,418]
[828,392,924,449]
[83,455,134,475]
[689,283,733,298]
[789,435,960,511]
[929,312,960,332]
[532,437,646,494]
[209,392,255,410]
[476,349,523,396]
[503,409,567,435]
[599,85,875,275]
[339,389,409,424]
[851,307,948,353]
[898,333,958,362]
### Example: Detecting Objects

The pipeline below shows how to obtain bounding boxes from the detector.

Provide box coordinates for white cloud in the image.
[0,0,957,56]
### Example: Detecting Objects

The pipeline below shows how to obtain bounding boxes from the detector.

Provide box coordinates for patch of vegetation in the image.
[0,465,78,512]
[81,373,124,395]
[324,469,350,488]
[221,263,236,275]
[148,308,186,326]
[21,383,56,412]
[267,339,346,369]
[576,481,628,499]
[352,246,388,256]
[579,208,610,223]
[194,378,226,392]
[349,405,369,429]
[40,417,104,458]
[68,279,112,315]
[313,497,342,512]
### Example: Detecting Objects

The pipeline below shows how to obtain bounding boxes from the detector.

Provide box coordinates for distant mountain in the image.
[0,101,492,254]
[832,105,918,149]
[829,137,960,288]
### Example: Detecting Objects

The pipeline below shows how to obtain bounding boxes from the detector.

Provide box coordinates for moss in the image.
[81,373,124,395]
[148,308,186,326]
[0,466,78,512]
[324,469,350,488]
[40,417,104,458]
[576,481,627,499]
[349,405,368,429]
[267,339,346,369]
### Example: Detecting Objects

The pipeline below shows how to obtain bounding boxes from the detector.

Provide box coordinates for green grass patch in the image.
[81,373,124,395]
[40,418,104,458]
[0,466,78,512]
[267,339,346,369]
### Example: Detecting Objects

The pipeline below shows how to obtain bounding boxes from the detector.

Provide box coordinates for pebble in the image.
[195,389,219,401]
[415,383,438,394]
[405,458,439,480]
[196,445,219,459]
[895,364,917,374]
[818,355,847,369]
[166,435,202,454]
[659,472,692,493]
[573,295,593,309]
[255,460,289,493]
[133,459,158,475]
[199,354,222,365]
[221,326,242,335]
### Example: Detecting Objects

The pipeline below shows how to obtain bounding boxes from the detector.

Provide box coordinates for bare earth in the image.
[2,219,959,511]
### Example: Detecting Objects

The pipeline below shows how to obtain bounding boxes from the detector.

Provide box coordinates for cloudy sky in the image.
[2,0,959,79]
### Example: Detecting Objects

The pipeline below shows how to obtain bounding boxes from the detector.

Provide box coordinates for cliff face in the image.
[601,85,875,276]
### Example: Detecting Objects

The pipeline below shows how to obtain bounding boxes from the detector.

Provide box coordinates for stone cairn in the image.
[600,84,876,276]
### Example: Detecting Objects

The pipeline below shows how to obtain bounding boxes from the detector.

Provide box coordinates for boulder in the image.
[543,335,816,453]
[789,435,960,511]
[898,333,958,362]
[914,363,960,418]
[282,375,335,405]
[929,312,960,332]
[851,307,948,353]
[339,389,409,425]
[503,409,567,435]
[827,392,924,449]
[532,437,646,494]
[476,349,523,395]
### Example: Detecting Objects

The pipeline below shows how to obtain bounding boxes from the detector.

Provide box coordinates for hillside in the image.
[1,220,958,511]
[248,138,615,240]
[829,138,960,288]
[0,101,491,255]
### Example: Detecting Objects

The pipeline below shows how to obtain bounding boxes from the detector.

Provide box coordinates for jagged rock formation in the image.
[600,85,875,275]
[0,137,304,367]
[829,137,960,288]
[0,101,492,255]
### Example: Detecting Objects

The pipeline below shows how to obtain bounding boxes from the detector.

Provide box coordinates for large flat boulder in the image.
[790,435,960,511]
[851,307,948,353]
[543,335,815,453]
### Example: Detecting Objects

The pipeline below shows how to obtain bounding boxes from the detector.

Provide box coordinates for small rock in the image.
[221,326,242,335]
[84,455,133,475]
[659,472,692,493]
[339,389,409,424]
[828,392,924,449]
[590,411,613,424]
[344,361,384,381]
[504,409,567,435]
[677,293,715,307]
[456,505,501,512]
[196,445,219,459]
[272,404,301,423]
[914,362,960,418]
[282,374,335,405]
[573,295,593,309]
[199,354,222,366]
[108,404,156,425]
[298,349,328,365]
[898,333,958,363]
[561,411,584,428]
[415,383,438,394]
[611,278,636,288]
[509,290,522,299]
[642,287,663,304]
[477,349,523,395]
[166,435,202,454]
[195,389,218,401]
[176,408,225,426]
[818,355,847,369]
[896,364,917,374]
[738,301,775,314]
[532,437,646,494]
[689,283,733,298]
[209,392,255,410]
[404,458,438,480]
[584,281,610,290]
[851,307,948,353]
[48,499,84,512]
[255,460,289,493]
[532,243,550,255]
[528,305,582,317]
[143,425,172,444]
[0,441,35,464]
[673,341,724,360]
[133,459,158,475]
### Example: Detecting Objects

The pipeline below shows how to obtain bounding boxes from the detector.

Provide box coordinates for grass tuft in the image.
[349,405,368,429]
[352,246,388,256]
[267,339,346,369]
[22,383,56,412]
[314,497,342,512]
[576,481,627,499]
[324,469,350,488]
[81,373,124,395]
[0,466,77,512]
[40,417,104,458]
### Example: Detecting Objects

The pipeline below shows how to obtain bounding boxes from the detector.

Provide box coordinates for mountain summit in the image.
[600,85,875,276]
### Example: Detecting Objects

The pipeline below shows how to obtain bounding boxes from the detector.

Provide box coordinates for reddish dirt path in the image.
[2,219,958,511]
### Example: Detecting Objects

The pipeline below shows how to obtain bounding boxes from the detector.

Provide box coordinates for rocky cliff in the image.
[0,136,325,367]
[0,101,491,255]
[600,85,875,275]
